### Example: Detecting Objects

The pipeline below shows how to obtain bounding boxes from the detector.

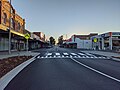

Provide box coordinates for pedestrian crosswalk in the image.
[36,52,109,59]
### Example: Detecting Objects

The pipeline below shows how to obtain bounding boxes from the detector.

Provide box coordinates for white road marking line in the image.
[71,58,120,83]
[78,53,85,55]
[71,53,77,55]
[78,55,80,58]
[85,56,89,58]
[66,56,69,57]
[47,53,52,56]
[37,56,40,58]
[62,55,64,57]
[102,57,106,58]
[57,56,60,57]
[82,56,85,58]
[63,53,69,55]
[93,56,97,58]
[74,56,77,58]
[56,53,60,56]
[86,53,95,56]
[41,57,44,58]
[70,55,73,58]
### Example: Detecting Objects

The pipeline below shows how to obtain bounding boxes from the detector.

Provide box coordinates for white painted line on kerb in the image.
[71,58,120,83]
[63,53,69,55]
[47,53,52,56]
[71,53,77,56]
[55,53,60,56]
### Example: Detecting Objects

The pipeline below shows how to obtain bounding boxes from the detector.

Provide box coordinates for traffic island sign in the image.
[93,38,98,43]
[24,33,30,52]
[24,33,30,40]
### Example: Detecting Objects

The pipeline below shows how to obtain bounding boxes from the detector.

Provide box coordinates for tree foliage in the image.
[49,36,55,45]
[58,35,63,45]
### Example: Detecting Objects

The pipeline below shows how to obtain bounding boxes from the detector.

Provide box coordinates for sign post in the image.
[24,33,30,52]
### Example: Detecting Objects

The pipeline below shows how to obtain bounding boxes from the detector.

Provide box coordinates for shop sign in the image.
[112,32,120,36]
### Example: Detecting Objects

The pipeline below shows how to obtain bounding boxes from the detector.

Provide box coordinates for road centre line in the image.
[71,58,120,83]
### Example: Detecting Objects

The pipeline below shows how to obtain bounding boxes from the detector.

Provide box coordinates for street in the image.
[5,46,120,90]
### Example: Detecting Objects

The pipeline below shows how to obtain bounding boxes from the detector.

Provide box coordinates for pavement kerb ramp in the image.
[81,51,120,62]
[0,53,40,90]
[111,57,120,62]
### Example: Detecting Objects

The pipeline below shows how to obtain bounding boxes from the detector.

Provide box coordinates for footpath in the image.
[0,51,39,59]
[81,50,120,61]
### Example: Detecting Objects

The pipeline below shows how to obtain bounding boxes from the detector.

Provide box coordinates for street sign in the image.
[24,33,30,39]
[93,38,98,43]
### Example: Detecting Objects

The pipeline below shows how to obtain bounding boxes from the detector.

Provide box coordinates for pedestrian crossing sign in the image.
[93,38,98,43]
[24,33,30,39]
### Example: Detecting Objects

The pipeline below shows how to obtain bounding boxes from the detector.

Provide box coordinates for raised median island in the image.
[0,56,33,78]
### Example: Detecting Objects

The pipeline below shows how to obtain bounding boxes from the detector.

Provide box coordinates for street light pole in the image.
[8,0,11,54]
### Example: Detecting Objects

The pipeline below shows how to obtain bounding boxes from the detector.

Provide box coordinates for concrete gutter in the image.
[111,57,120,62]
[0,53,40,90]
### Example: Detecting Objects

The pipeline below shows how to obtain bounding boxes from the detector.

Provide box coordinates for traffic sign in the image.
[24,33,30,39]
[93,38,98,43]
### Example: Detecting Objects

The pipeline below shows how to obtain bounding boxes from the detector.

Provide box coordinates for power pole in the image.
[8,0,11,54]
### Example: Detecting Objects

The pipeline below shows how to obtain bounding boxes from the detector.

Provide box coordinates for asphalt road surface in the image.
[5,46,120,90]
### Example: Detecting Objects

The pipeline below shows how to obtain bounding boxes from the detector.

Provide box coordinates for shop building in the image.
[0,0,26,51]
[63,33,98,49]
[0,0,48,52]
[33,32,46,48]
[91,32,120,50]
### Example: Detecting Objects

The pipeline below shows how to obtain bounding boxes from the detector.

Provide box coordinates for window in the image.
[3,13,7,24]
[11,18,14,29]
[18,23,21,31]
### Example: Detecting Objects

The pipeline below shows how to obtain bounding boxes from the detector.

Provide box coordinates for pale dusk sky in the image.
[12,0,120,40]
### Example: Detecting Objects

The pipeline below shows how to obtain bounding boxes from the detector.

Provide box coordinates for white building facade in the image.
[91,32,120,50]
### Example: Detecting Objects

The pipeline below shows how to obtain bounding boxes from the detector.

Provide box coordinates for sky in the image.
[12,0,120,40]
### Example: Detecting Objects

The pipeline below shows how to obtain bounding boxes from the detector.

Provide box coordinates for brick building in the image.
[0,0,47,52]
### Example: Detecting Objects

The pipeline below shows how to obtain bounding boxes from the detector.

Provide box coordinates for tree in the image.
[49,36,55,45]
[58,35,63,45]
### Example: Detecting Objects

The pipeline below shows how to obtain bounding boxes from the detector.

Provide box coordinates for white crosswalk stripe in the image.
[63,53,69,55]
[37,52,108,59]
[71,53,77,55]
[78,53,85,55]
[47,53,52,56]
[86,53,95,57]
[56,53,60,56]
